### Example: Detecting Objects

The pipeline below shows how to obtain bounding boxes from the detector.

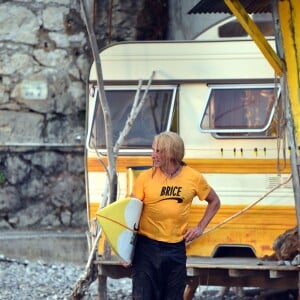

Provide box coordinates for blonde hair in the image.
[154,131,185,171]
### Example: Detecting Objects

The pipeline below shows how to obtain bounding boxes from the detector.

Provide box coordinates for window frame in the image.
[86,85,178,155]
[199,84,280,138]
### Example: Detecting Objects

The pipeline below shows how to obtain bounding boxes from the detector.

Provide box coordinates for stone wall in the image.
[0,0,168,230]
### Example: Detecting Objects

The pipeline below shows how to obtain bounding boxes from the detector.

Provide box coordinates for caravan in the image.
[85,37,295,259]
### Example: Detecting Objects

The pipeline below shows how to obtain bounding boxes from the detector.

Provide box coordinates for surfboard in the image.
[96,197,143,264]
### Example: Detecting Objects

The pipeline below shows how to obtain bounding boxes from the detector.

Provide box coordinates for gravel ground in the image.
[0,255,298,300]
[0,255,223,300]
[0,255,131,300]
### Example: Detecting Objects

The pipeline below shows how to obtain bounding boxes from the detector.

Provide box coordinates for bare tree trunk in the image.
[80,0,117,205]
[70,1,117,298]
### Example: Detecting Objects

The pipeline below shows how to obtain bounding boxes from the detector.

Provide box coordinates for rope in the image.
[275,73,287,173]
[202,174,292,236]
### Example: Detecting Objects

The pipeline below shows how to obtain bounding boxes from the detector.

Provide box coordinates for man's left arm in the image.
[184,188,221,243]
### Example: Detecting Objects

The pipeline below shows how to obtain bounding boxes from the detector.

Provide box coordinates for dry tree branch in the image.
[69,229,102,299]
[80,0,117,204]
[114,71,155,154]
[70,0,115,297]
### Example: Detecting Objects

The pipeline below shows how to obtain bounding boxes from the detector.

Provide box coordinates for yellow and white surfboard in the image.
[96,197,143,264]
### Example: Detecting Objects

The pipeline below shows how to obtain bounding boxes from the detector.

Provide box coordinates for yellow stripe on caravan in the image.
[87,157,291,174]
[91,203,296,258]
[187,204,296,258]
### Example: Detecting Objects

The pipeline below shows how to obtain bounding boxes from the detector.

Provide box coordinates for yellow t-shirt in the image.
[132,165,211,243]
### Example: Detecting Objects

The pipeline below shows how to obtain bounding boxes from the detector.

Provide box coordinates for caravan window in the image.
[88,86,177,154]
[199,85,279,138]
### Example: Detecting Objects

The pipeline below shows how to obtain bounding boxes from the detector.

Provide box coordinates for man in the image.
[131,131,221,300]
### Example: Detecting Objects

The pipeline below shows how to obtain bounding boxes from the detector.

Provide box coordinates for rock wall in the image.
[0,0,89,229]
[0,0,168,229]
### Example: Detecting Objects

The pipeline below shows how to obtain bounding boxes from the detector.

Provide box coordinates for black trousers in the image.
[132,235,187,300]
